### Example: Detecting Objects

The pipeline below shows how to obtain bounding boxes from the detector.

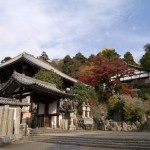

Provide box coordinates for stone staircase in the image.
[28,134,150,149]
[30,128,69,135]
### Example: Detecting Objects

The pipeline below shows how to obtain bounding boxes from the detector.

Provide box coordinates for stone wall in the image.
[99,114,150,131]
[0,105,21,136]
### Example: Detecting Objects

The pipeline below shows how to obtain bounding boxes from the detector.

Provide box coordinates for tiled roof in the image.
[0,97,30,106]
[0,72,75,98]
[0,52,78,83]
[128,64,150,71]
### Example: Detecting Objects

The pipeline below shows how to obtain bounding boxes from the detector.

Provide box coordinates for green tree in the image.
[140,44,150,69]
[98,48,120,60]
[1,56,11,63]
[34,69,63,88]
[61,53,87,77]
[144,44,150,52]
[70,82,100,120]
[140,52,150,69]
[73,52,87,63]
[63,55,72,63]
[88,54,95,61]
[123,51,137,65]
[39,51,49,61]
[70,82,98,103]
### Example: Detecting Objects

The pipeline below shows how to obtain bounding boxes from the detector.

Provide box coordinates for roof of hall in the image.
[0,97,30,106]
[128,64,150,71]
[0,52,78,83]
[0,71,75,98]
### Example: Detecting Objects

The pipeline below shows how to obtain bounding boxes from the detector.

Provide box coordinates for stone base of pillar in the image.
[53,125,57,129]
[83,117,93,124]
[69,124,76,130]
[69,111,76,130]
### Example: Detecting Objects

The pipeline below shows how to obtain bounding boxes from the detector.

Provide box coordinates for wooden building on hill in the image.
[120,64,150,88]
[0,52,77,89]
[0,52,77,129]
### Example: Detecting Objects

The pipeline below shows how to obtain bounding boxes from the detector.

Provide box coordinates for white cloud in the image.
[0,0,149,61]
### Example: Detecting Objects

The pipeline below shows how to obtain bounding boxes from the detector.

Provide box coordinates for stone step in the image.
[43,142,150,150]
[42,139,150,146]
[28,136,150,150]
[30,128,69,135]
[37,137,150,145]
[30,135,150,142]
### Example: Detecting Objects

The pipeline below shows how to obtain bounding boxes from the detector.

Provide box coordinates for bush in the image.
[138,88,150,102]
[108,95,119,110]
[108,94,150,122]
[107,95,124,119]
[70,82,100,118]
[115,83,134,97]
[70,82,99,104]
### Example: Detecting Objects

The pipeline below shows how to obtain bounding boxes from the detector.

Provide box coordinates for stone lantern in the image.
[86,103,90,118]
[82,102,86,118]
[59,98,76,130]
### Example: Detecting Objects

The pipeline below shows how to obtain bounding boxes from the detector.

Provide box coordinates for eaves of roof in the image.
[0,72,75,98]
[128,64,150,72]
[0,97,30,106]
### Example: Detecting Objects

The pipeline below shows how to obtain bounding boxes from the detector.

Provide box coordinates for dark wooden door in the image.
[44,103,50,127]
[44,115,50,127]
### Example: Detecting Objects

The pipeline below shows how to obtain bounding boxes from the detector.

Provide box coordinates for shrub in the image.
[108,95,119,109]
[70,82,99,104]
[108,94,150,122]
[107,95,124,119]
[70,82,100,118]
[138,88,150,102]
[120,84,134,97]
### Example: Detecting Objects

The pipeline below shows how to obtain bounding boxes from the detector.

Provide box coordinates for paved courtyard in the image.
[1,131,150,150]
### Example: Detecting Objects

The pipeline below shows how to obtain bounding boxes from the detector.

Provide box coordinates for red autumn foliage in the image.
[121,84,134,97]
[88,99,94,105]
[78,75,92,84]
[78,55,132,92]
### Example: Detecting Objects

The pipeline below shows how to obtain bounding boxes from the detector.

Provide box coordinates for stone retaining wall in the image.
[99,114,150,131]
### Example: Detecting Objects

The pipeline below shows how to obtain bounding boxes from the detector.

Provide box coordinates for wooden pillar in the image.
[0,106,4,136]
[14,107,21,135]
[57,100,60,128]
[1,105,9,136]
[7,109,14,135]
[30,96,33,112]
[37,103,39,128]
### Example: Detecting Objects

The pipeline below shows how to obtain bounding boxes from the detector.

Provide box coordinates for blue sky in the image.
[0,0,150,62]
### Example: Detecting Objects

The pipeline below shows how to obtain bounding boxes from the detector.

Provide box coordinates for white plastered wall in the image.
[48,101,57,114]
[22,96,30,113]
[38,103,45,115]
[49,101,57,128]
